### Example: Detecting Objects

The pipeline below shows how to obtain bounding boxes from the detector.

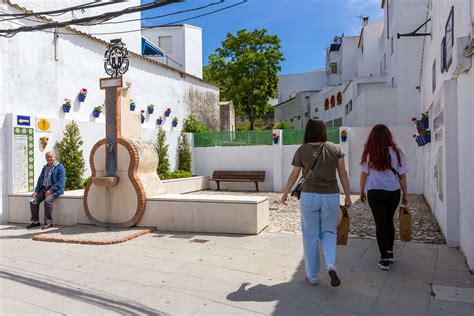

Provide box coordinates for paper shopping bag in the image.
[399,206,412,242]
[337,205,350,245]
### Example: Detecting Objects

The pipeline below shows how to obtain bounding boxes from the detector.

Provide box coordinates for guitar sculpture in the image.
[84,40,164,228]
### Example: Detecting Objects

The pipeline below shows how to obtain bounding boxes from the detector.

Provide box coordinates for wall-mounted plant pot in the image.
[62,104,71,113]
[415,135,426,146]
[130,105,136,111]
[148,108,154,114]
[141,117,145,124]
[273,138,279,144]
[78,94,86,102]
[92,110,101,118]
[419,118,429,130]
[172,121,178,127]
[422,133,431,144]
[156,119,163,125]
[164,111,171,117]
[341,136,347,142]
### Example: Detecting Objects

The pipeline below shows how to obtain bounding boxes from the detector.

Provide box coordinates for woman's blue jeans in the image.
[300,192,339,280]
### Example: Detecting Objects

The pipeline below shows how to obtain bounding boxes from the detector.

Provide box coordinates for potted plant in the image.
[156,116,163,125]
[92,105,102,118]
[147,104,155,114]
[172,117,178,127]
[421,129,431,144]
[413,134,427,146]
[340,130,348,142]
[164,107,171,117]
[39,136,49,150]
[62,99,72,113]
[272,133,280,144]
[420,112,429,130]
[140,110,145,124]
[130,100,136,111]
[78,88,88,102]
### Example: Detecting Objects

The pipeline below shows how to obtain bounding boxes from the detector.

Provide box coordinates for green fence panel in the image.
[194,130,273,147]
[282,128,340,145]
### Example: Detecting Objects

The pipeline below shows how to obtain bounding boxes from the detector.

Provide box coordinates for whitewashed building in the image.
[417,0,474,270]
[0,0,219,224]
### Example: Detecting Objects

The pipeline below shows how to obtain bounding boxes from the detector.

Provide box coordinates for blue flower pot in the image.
[420,118,429,130]
[78,94,86,102]
[148,108,154,114]
[415,135,426,146]
[62,104,71,113]
[141,116,145,124]
[273,138,279,144]
[172,121,178,127]
[164,111,171,117]
[130,105,136,111]
[92,110,101,118]
[423,133,431,144]
[341,136,347,142]
[156,119,163,125]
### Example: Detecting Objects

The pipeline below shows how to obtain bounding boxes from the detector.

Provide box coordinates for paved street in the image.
[1,224,473,315]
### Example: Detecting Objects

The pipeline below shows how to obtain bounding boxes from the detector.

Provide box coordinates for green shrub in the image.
[273,121,294,129]
[155,128,170,179]
[55,120,86,190]
[183,115,209,133]
[167,170,192,179]
[178,132,192,172]
[236,122,250,131]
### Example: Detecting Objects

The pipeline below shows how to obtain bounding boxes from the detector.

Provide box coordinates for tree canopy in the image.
[204,29,284,130]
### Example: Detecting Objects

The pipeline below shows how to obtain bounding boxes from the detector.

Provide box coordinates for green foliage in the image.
[182,115,209,133]
[273,121,294,129]
[178,132,192,172]
[166,170,192,179]
[204,29,284,130]
[55,120,85,190]
[83,176,91,188]
[155,128,170,179]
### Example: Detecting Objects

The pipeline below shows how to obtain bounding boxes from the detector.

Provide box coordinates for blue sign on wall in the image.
[17,115,31,126]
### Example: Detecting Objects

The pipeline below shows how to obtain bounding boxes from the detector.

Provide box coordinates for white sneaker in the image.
[305,276,319,285]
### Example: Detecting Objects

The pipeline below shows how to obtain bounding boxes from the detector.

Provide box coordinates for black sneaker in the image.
[328,270,341,287]
[26,222,40,229]
[377,260,390,270]
[387,251,394,263]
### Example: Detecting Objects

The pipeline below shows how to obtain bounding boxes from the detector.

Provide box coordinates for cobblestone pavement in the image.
[191,190,446,244]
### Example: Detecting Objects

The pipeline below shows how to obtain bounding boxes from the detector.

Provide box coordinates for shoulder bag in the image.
[291,144,325,200]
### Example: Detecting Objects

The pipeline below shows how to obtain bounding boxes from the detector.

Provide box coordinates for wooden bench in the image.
[210,171,266,192]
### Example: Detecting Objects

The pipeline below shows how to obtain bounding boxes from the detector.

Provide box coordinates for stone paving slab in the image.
[1,224,473,315]
[31,225,153,245]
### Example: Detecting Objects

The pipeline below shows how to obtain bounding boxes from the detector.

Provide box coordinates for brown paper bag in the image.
[399,206,412,242]
[337,205,350,245]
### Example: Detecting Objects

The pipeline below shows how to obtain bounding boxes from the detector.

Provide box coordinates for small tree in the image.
[155,128,170,179]
[178,132,192,173]
[55,120,85,190]
[182,115,209,133]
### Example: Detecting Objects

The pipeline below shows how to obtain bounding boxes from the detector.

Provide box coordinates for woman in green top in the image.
[282,119,351,287]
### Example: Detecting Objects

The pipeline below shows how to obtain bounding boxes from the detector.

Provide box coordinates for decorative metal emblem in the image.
[104,39,129,77]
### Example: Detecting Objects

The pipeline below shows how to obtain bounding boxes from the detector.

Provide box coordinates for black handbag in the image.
[291,144,325,200]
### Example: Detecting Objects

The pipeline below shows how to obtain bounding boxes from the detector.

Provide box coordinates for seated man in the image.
[26,151,66,229]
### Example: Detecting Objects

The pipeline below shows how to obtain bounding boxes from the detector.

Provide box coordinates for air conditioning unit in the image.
[453,36,472,77]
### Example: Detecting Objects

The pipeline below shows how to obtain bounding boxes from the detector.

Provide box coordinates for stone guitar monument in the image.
[84,39,164,228]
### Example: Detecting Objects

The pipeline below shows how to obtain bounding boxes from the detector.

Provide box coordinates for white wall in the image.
[0,2,219,224]
[7,0,142,53]
[278,70,326,103]
[184,25,203,79]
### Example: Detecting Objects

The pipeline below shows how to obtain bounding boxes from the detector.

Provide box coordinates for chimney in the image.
[363,16,369,26]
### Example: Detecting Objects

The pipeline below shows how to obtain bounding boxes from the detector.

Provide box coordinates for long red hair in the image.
[360,124,402,171]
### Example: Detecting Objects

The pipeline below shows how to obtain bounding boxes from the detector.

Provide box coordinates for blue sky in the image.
[142,0,383,74]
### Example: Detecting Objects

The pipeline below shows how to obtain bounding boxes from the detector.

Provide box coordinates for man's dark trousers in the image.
[30,187,56,224]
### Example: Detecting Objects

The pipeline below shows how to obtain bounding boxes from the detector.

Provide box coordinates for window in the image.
[386,0,390,39]
[391,77,395,87]
[345,100,353,116]
[383,53,386,73]
[297,115,301,120]
[330,95,335,108]
[445,6,454,70]
[158,36,172,53]
[391,37,394,55]
[315,107,319,113]
[441,36,446,73]
[432,60,436,93]
[336,92,343,105]
[304,112,308,117]
[290,118,294,122]
[324,99,329,110]
[330,63,338,74]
